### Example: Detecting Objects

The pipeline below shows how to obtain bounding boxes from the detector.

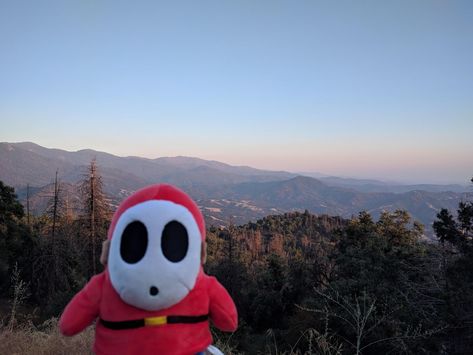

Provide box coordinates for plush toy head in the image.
[106,184,205,311]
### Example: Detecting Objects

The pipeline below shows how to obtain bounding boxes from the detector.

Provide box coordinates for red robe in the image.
[60,270,237,355]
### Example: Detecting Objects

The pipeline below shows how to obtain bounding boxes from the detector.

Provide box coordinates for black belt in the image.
[100,314,209,330]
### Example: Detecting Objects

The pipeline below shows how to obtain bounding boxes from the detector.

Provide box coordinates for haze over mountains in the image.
[1,142,470,237]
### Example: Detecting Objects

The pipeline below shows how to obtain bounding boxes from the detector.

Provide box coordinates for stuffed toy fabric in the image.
[60,184,238,355]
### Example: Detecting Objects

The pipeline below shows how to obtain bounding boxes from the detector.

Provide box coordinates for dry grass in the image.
[0,319,239,355]
[0,318,94,355]
[212,329,242,355]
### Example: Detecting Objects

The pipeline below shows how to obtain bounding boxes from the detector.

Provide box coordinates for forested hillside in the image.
[0,174,472,354]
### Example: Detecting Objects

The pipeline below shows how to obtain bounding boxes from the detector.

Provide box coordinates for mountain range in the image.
[1,142,471,238]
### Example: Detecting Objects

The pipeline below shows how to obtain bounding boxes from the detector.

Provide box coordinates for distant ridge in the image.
[318,175,469,194]
[0,141,471,238]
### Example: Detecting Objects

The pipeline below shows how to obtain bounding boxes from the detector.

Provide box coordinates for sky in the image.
[1,0,472,184]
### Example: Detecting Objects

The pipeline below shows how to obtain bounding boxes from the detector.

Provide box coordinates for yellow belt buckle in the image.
[144,316,167,326]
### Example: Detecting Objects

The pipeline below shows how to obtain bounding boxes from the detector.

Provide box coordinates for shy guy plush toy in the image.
[60,184,238,355]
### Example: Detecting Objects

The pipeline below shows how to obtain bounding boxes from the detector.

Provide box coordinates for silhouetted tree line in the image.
[0,168,472,354]
[0,160,110,317]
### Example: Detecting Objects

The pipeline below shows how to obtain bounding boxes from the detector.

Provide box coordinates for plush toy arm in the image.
[208,276,238,332]
[59,273,103,336]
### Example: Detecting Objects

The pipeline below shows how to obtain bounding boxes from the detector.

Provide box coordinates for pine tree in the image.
[433,178,473,353]
[0,181,34,295]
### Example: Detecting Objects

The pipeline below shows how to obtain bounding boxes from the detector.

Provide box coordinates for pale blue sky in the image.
[1,0,472,183]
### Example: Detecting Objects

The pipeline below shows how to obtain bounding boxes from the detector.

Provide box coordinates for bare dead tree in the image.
[45,170,64,240]
[30,170,70,307]
[79,159,111,276]
[26,183,30,226]
[51,170,59,238]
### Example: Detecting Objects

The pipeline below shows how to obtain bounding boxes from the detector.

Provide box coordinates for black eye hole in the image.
[120,221,148,264]
[161,221,188,263]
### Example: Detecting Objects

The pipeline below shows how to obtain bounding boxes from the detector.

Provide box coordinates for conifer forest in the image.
[0,163,472,354]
